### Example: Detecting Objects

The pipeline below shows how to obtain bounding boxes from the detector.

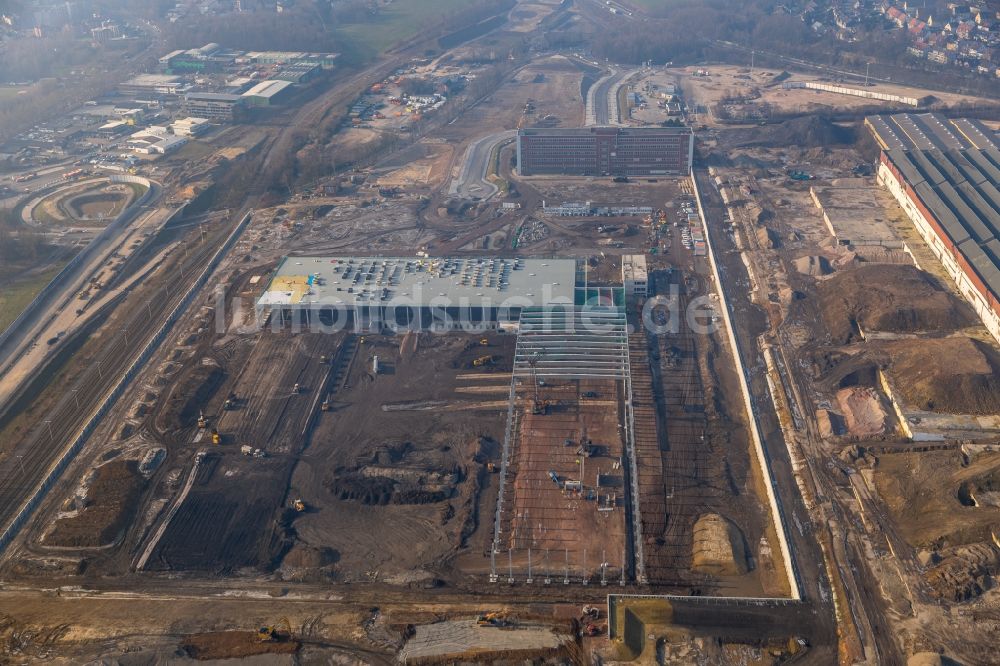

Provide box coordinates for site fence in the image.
[0,209,253,555]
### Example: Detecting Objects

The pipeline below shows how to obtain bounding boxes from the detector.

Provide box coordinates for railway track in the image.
[0,214,243,556]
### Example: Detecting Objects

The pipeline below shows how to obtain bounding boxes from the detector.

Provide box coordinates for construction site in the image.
[4,0,1000,662]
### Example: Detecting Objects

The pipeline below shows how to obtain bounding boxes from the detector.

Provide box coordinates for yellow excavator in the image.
[257,617,292,642]
[473,355,494,367]
[476,611,511,628]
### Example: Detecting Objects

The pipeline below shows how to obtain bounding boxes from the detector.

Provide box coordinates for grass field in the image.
[0,265,66,334]
[334,0,481,63]
[0,86,29,103]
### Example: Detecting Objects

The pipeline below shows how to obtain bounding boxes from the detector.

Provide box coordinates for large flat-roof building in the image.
[119,74,185,97]
[256,256,578,331]
[245,51,338,68]
[866,113,1000,152]
[878,146,1000,343]
[181,92,246,122]
[241,79,294,106]
[516,126,693,177]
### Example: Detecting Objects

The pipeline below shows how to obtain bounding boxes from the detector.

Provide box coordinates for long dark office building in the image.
[516,126,694,177]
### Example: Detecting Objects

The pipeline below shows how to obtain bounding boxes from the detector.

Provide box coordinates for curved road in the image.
[448,129,517,200]
[449,63,649,199]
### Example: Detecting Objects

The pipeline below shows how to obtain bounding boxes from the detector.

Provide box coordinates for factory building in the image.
[160,43,234,72]
[516,126,693,177]
[273,63,321,84]
[241,79,294,106]
[127,126,188,154]
[621,255,648,297]
[244,51,338,68]
[119,74,185,97]
[181,92,246,122]
[878,147,1000,343]
[170,117,211,137]
[866,113,1000,152]
[256,256,578,331]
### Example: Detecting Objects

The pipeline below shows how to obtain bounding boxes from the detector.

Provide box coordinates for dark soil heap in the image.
[47,459,146,548]
[877,337,1000,414]
[816,264,973,343]
[731,115,856,148]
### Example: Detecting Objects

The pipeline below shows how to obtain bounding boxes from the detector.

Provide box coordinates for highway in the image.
[586,66,644,126]
[448,129,517,200]
[592,69,625,125]
[586,68,616,125]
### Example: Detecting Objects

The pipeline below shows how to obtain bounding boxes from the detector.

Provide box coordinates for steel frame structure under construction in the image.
[491,298,647,585]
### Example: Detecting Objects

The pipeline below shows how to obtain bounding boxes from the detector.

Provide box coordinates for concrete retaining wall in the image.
[691,171,801,600]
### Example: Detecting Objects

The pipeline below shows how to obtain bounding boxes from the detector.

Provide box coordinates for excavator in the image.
[257,617,292,643]
[472,355,494,367]
[531,399,551,415]
[476,611,512,628]
[292,499,306,512]
[580,605,603,637]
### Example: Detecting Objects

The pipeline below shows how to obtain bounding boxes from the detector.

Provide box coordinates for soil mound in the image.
[734,115,855,148]
[816,264,972,342]
[836,387,885,437]
[776,115,856,146]
[881,338,1000,414]
[794,255,833,276]
[691,514,749,576]
[182,632,299,660]
[159,360,224,429]
[924,542,1000,602]
[281,544,339,568]
[46,460,146,548]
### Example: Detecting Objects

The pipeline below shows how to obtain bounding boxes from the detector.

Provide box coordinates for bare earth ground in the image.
[678,64,987,127]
